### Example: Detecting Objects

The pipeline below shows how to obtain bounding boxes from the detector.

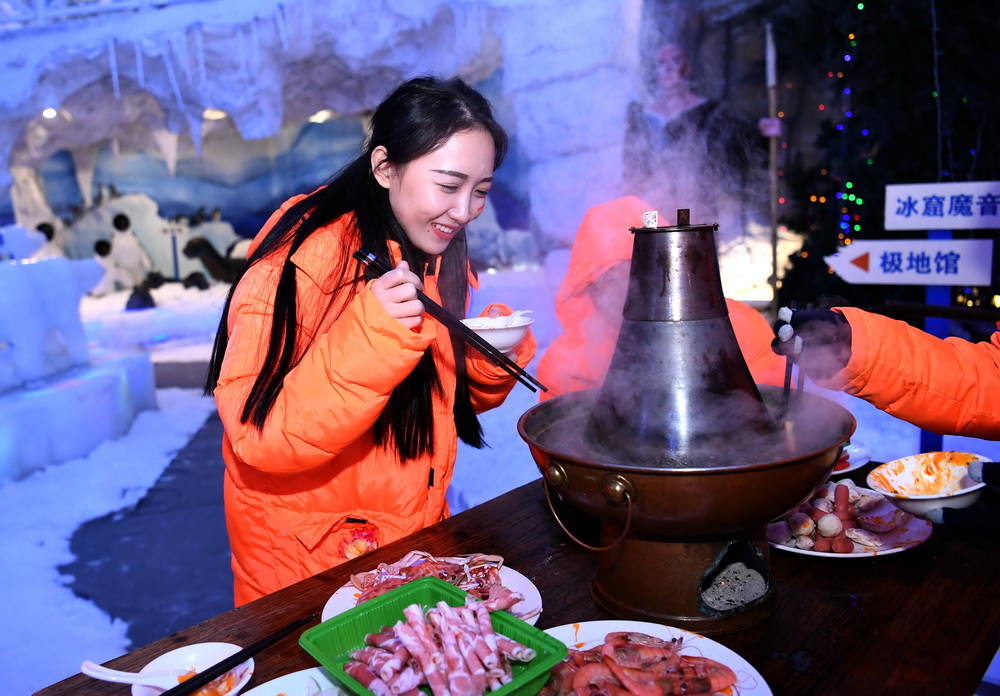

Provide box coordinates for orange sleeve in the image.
[821,308,1000,438]
[726,299,788,388]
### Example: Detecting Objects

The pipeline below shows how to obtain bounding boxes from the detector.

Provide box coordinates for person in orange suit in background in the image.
[538,195,786,401]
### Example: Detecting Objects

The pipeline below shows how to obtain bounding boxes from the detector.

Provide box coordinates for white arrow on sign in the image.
[824,239,993,286]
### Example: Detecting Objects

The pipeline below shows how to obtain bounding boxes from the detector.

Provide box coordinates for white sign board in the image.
[885,181,1000,230]
[824,239,993,285]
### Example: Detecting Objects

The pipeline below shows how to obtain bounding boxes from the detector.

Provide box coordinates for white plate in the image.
[829,441,872,476]
[131,642,253,696]
[769,498,933,558]
[545,620,772,696]
[241,667,341,696]
[321,566,543,625]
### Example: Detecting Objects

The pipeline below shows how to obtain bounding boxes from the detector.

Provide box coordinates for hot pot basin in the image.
[518,385,855,632]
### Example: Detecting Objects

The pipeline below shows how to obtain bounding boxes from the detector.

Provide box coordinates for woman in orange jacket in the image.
[205,77,535,605]
[774,307,1000,439]
[538,196,788,401]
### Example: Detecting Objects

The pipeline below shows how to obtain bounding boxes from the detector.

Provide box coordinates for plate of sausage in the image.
[768,478,932,558]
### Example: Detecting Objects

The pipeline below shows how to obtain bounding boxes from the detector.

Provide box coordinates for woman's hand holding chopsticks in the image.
[371,260,426,330]
[354,249,548,393]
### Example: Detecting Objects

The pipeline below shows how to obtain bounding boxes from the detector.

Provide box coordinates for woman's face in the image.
[372,128,496,256]
[655,44,690,90]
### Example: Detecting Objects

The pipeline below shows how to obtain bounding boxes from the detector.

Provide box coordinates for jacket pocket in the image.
[291,511,380,559]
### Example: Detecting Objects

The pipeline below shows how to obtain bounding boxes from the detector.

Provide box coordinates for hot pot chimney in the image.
[587,209,776,466]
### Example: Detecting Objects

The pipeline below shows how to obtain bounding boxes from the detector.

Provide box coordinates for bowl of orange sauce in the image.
[867,451,990,519]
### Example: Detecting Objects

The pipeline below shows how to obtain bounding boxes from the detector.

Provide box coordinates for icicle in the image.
[162,42,186,113]
[171,32,191,84]
[107,37,120,100]
[70,145,99,210]
[134,41,145,88]
[151,128,179,177]
[194,23,206,91]
[186,113,204,157]
[275,4,290,51]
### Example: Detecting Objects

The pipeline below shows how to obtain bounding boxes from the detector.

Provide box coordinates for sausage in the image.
[831,532,856,554]
[813,536,832,553]
[834,483,851,513]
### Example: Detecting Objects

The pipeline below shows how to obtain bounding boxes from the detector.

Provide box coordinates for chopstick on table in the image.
[159,613,319,696]
[353,249,548,393]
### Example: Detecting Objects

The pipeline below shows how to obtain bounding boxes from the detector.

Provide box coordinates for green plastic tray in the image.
[299,576,566,696]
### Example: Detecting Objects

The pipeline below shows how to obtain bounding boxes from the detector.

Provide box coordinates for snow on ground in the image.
[0,388,218,696]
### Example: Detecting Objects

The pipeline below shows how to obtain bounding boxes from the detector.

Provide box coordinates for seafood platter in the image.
[519,209,854,634]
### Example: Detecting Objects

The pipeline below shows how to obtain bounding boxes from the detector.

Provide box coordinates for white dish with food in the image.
[321,565,542,624]
[769,499,932,558]
[544,620,772,696]
[461,312,533,354]
[241,667,341,696]
[130,642,253,696]
[866,451,990,519]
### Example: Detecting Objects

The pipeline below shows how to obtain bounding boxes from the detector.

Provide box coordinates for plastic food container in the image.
[299,576,566,696]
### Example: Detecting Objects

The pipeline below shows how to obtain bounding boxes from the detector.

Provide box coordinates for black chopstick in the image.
[159,613,319,696]
[353,249,548,393]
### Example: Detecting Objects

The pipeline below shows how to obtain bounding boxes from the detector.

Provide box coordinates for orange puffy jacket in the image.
[817,307,1000,439]
[215,198,535,605]
[538,196,787,400]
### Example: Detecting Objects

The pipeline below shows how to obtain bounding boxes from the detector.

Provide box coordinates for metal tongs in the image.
[777,304,808,451]
[353,249,548,393]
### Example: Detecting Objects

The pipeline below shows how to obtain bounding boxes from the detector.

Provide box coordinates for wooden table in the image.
[35,469,1000,696]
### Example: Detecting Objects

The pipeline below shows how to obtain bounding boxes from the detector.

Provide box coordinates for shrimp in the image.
[647,655,739,695]
[571,662,632,696]
[601,632,681,670]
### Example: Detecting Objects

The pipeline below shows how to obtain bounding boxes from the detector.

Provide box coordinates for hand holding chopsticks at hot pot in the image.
[770,304,1000,439]
[355,249,546,393]
[204,76,538,606]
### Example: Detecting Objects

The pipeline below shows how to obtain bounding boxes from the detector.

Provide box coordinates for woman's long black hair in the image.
[204,76,508,461]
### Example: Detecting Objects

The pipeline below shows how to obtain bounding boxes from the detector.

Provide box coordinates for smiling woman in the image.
[203,75,538,606]
[373,129,496,257]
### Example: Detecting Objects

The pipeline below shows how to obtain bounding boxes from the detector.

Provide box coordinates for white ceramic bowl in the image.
[461,314,534,354]
[866,451,990,519]
[132,641,253,696]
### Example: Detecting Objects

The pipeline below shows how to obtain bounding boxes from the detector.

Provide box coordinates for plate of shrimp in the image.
[541,620,772,696]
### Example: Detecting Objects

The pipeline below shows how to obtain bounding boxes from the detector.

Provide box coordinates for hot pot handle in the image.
[542,480,633,552]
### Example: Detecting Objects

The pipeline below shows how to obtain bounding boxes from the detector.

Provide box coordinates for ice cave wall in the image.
[0,0,643,251]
